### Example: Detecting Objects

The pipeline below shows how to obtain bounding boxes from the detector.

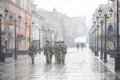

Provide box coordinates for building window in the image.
[20,0,24,8]
[24,0,26,10]
[10,0,16,3]
[19,0,26,10]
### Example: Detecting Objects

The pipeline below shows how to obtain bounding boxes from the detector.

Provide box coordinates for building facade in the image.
[2,0,31,51]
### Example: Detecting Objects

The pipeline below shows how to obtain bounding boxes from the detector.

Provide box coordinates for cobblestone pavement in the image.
[0,47,120,80]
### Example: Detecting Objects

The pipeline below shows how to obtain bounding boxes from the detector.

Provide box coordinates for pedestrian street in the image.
[0,47,120,80]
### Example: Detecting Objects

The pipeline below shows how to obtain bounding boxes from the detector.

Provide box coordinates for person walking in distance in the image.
[44,41,53,64]
[76,43,79,51]
[29,43,36,64]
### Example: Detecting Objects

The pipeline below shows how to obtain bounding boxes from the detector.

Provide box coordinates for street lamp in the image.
[39,28,41,54]
[31,22,34,42]
[28,25,32,46]
[91,27,95,52]
[45,29,48,41]
[35,26,37,40]
[52,30,55,42]
[93,21,98,56]
[9,15,21,59]
[25,22,27,51]
[96,24,99,57]
[100,20,104,59]
[98,8,113,62]
[18,15,21,51]
[0,9,8,62]
[96,16,99,57]
[47,29,50,41]
[91,30,94,51]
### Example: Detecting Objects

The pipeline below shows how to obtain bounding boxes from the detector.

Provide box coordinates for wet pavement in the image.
[0,47,120,80]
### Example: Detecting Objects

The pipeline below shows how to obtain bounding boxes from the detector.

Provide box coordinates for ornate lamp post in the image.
[91,27,95,52]
[100,20,104,59]
[30,22,35,41]
[98,8,113,62]
[93,21,97,56]
[35,26,38,40]
[29,25,31,46]
[96,24,99,56]
[9,15,21,59]
[52,30,54,42]
[96,16,100,57]
[93,20,99,56]
[18,15,21,51]
[39,28,41,54]
[0,9,8,62]
[25,22,27,50]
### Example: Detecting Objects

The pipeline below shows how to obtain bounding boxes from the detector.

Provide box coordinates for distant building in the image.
[70,16,87,39]
[31,8,72,46]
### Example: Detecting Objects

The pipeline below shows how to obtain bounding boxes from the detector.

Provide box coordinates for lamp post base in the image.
[95,51,99,56]
[0,53,5,62]
[14,53,17,59]
[103,60,107,63]
[103,51,107,63]
[115,53,120,70]
[14,50,17,59]
[100,51,103,59]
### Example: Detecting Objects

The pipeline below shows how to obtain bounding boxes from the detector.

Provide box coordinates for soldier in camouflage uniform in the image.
[58,42,63,63]
[29,43,36,64]
[53,42,58,63]
[61,41,67,63]
[44,41,53,64]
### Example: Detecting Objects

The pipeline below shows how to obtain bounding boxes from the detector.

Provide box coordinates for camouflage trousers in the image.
[60,52,65,63]
[56,52,65,63]
[30,52,35,64]
[45,51,52,63]
[54,53,57,62]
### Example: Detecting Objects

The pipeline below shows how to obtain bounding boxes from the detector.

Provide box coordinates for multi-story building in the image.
[58,14,72,46]
[30,5,72,47]
[3,0,31,51]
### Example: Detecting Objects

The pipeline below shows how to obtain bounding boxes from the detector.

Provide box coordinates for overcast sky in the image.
[34,0,108,20]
